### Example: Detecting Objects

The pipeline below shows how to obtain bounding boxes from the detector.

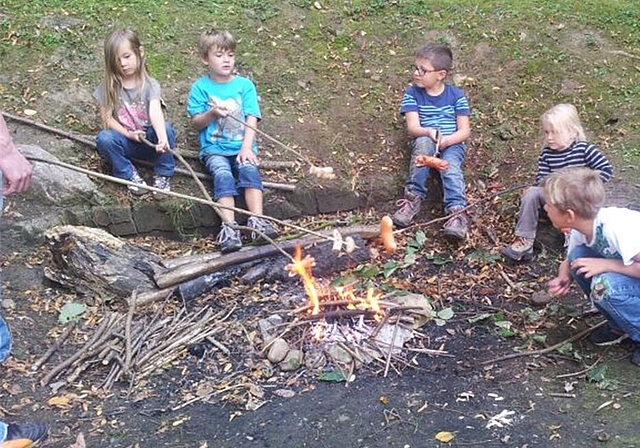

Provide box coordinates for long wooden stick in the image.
[481,320,607,365]
[31,321,77,371]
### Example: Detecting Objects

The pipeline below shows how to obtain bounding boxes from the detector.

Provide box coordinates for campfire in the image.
[256,246,451,379]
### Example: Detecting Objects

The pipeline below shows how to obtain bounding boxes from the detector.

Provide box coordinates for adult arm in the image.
[0,114,32,195]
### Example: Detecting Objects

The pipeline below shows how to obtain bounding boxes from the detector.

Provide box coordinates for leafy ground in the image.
[1,1,640,447]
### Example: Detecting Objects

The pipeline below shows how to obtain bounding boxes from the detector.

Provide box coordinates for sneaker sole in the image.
[500,248,534,262]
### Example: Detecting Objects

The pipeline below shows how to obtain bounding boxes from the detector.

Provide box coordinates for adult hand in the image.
[1,150,32,195]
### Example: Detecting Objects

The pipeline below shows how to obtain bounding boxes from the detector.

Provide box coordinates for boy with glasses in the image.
[392,43,471,240]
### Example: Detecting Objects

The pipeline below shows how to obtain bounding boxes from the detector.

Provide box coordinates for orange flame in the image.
[285,246,321,315]
[285,247,385,330]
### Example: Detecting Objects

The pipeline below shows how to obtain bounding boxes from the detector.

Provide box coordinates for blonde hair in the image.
[198,30,236,58]
[543,167,604,219]
[541,104,586,149]
[102,28,149,122]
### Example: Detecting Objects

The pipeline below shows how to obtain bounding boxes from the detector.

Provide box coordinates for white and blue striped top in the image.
[400,83,471,137]
[536,141,613,185]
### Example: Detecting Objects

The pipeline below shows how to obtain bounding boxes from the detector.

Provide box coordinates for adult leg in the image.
[0,316,11,363]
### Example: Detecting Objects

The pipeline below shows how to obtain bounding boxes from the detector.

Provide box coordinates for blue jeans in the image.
[202,154,263,200]
[96,124,176,180]
[405,136,467,212]
[569,245,640,343]
[0,421,6,442]
[0,171,10,364]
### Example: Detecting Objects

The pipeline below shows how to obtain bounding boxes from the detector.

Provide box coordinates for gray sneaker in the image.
[152,175,171,200]
[217,222,242,253]
[128,170,148,196]
[501,237,534,261]
[443,207,468,241]
[392,190,422,228]
[247,216,278,242]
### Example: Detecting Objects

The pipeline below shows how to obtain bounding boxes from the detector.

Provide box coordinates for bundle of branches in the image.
[38,304,232,391]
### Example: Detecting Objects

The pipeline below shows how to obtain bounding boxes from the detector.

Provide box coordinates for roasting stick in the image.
[139,136,283,252]
[208,98,335,179]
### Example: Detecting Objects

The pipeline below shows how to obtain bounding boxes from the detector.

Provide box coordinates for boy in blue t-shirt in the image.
[187,29,277,253]
[393,43,471,240]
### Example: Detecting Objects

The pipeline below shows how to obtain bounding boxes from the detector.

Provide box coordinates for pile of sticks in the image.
[36,304,233,391]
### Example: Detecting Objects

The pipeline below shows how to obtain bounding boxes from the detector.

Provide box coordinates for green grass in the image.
[1,0,639,185]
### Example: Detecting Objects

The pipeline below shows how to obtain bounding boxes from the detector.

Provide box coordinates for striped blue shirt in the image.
[536,140,613,184]
[400,84,471,136]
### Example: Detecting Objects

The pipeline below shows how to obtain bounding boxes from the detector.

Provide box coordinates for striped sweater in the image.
[536,140,613,184]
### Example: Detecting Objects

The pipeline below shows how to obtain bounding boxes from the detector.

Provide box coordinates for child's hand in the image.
[129,131,145,143]
[210,104,229,118]
[155,140,169,153]
[571,257,609,279]
[547,275,572,296]
[237,148,258,165]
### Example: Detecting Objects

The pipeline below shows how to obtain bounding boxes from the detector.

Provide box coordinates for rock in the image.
[529,290,553,306]
[326,343,353,364]
[280,349,303,371]
[304,348,327,371]
[267,338,289,364]
[258,315,284,344]
[19,144,100,205]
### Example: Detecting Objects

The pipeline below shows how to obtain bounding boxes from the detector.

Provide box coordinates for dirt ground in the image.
[2,95,640,448]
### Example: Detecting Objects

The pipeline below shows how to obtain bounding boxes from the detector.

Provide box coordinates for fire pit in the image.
[257,247,452,380]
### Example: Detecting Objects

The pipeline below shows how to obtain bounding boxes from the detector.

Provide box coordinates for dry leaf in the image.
[435,431,455,442]
[23,109,37,116]
[48,394,73,408]
[67,433,86,448]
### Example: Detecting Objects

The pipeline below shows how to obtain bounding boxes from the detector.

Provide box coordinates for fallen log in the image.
[44,224,380,304]
[154,224,379,289]
[44,225,165,301]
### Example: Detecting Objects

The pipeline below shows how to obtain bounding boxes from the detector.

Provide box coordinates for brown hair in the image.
[415,43,453,72]
[198,29,236,58]
[102,28,150,123]
[543,167,605,219]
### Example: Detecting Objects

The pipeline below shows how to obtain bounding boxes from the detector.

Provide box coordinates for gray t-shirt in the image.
[93,77,161,132]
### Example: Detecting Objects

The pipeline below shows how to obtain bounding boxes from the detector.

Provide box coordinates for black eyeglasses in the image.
[414,65,441,76]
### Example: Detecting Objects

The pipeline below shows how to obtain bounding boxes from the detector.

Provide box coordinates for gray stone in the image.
[19,144,100,205]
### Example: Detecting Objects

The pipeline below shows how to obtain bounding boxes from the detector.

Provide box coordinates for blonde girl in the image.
[502,103,613,261]
[94,28,175,197]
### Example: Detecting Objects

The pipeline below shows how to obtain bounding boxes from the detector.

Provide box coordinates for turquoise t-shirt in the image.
[186,75,261,157]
